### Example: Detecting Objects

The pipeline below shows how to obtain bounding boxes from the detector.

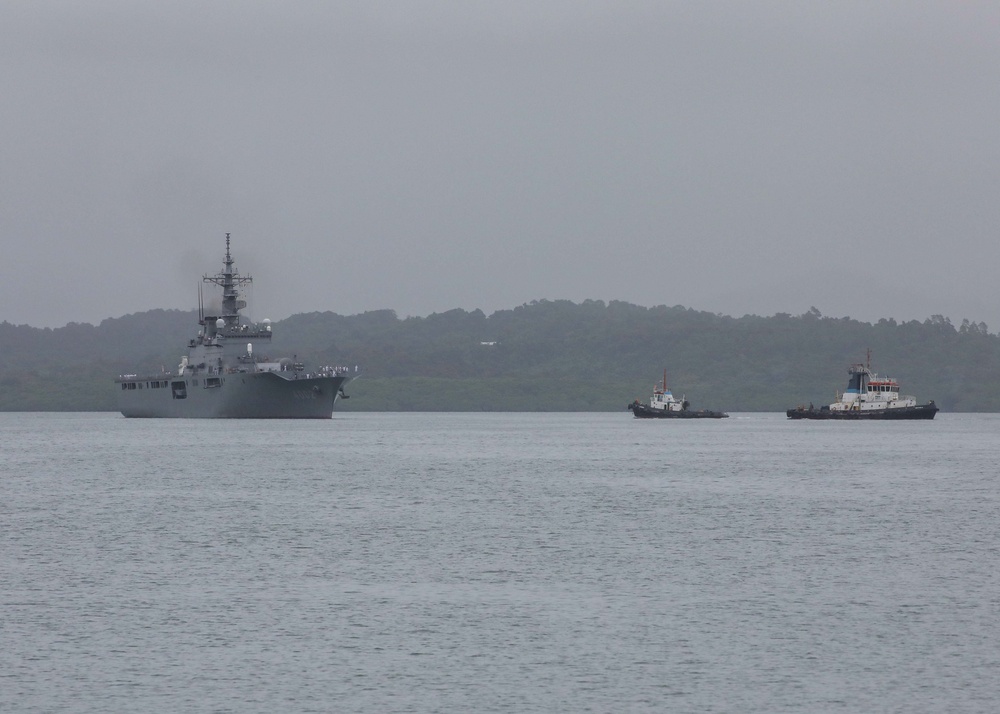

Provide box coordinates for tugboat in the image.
[628,370,729,419]
[115,234,355,418]
[786,352,937,420]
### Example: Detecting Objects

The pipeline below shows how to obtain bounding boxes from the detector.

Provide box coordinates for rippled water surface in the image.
[2,412,999,713]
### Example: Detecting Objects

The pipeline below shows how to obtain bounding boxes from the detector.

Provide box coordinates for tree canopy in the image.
[2,302,997,411]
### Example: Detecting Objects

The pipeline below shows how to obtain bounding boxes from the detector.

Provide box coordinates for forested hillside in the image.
[2,301,998,411]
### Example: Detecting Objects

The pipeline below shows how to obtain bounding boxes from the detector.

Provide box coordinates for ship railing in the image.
[115,373,177,383]
[219,329,272,339]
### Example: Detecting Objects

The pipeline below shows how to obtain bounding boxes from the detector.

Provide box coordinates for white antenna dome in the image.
[216,318,225,329]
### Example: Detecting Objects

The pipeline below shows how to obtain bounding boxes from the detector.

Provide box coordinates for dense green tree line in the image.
[2,301,998,411]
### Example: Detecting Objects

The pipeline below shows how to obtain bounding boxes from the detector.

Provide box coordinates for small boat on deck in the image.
[786,353,938,420]
[628,370,729,419]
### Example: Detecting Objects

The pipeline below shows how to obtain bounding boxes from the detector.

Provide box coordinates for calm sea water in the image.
[2,412,998,713]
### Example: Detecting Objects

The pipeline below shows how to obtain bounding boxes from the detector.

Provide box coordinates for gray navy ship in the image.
[116,234,354,418]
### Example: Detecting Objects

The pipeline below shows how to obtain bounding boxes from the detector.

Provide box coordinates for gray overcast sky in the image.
[3,1,999,329]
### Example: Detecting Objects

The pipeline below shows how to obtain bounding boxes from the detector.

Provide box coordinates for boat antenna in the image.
[866,347,871,371]
[663,369,667,392]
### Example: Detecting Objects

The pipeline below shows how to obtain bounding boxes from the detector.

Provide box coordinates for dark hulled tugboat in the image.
[628,370,729,419]
[786,352,937,420]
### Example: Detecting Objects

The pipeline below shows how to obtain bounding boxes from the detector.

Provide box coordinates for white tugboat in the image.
[787,352,937,420]
[115,234,355,418]
[628,370,729,419]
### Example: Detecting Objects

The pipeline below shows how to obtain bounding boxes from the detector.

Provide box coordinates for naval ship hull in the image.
[117,371,351,418]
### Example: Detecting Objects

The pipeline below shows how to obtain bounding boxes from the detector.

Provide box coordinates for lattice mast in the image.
[200,233,251,329]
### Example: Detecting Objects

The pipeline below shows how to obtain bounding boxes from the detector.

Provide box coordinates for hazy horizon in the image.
[4,2,999,331]
[1,295,987,334]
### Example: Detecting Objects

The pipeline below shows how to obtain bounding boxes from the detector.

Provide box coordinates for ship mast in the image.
[865,347,872,394]
[202,233,252,329]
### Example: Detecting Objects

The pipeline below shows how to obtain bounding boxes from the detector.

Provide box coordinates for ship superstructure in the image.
[116,234,354,418]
